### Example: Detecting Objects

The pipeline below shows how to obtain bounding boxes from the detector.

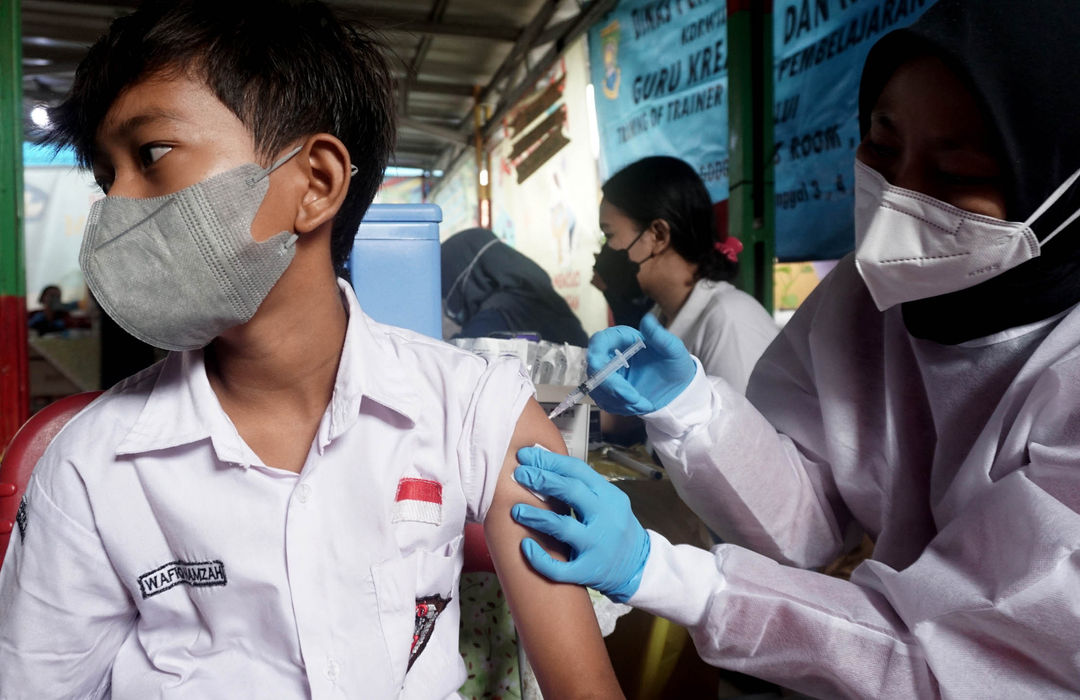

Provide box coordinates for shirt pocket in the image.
[371,534,464,689]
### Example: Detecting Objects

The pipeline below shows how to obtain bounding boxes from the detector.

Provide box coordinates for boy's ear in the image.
[294,133,351,235]
[649,218,672,254]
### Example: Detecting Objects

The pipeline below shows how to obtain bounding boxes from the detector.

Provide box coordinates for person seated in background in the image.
[441,227,589,346]
[593,156,778,394]
[0,2,621,698]
[591,157,779,446]
[27,284,78,335]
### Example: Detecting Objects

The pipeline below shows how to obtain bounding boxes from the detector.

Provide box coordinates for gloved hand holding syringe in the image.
[547,337,646,420]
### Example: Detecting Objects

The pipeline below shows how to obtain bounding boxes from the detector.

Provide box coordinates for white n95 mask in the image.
[853,159,1080,310]
[80,146,302,351]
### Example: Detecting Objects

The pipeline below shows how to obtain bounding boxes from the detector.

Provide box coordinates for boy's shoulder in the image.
[26,359,165,502]
[352,313,532,411]
[356,313,499,377]
[49,360,165,453]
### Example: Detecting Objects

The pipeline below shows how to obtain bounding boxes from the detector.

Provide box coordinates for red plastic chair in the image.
[462,521,494,574]
[0,391,102,564]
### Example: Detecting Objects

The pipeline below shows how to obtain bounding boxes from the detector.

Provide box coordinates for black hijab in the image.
[440,228,589,346]
[859,0,1080,343]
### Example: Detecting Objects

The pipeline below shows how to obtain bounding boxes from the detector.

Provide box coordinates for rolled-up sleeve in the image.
[458,357,534,524]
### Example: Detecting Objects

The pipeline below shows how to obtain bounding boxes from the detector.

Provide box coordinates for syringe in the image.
[547,338,646,420]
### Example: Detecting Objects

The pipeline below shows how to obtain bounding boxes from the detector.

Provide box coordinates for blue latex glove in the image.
[587,313,695,415]
[511,446,650,603]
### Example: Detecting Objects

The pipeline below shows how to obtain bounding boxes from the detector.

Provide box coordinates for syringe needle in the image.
[546,338,646,420]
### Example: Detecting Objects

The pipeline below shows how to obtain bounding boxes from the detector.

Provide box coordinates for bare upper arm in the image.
[483,398,623,699]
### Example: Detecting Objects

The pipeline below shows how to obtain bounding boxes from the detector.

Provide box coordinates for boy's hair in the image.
[42,0,395,278]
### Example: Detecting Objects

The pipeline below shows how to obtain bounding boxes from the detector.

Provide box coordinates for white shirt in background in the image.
[661,278,779,394]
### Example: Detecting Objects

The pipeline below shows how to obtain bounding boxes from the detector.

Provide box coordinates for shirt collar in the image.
[323,279,419,446]
[116,279,419,462]
[666,278,722,339]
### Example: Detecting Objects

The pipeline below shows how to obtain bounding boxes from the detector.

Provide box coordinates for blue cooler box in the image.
[349,203,443,339]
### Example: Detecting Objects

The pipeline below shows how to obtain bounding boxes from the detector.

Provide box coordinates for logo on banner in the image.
[601,20,622,100]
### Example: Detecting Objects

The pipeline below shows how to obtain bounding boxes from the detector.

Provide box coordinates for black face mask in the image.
[593,231,654,327]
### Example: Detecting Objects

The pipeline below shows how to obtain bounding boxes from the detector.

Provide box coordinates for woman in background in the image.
[593,156,777,393]
[441,227,588,346]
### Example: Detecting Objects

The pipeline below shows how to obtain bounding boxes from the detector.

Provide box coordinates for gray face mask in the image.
[80,147,302,351]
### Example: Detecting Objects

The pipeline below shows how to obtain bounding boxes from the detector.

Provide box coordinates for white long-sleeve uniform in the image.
[630,254,1080,698]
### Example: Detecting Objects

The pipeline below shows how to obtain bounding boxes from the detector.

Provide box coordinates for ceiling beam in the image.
[534,16,577,47]
[481,0,618,140]
[22,19,108,46]
[472,0,560,111]
[23,0,130,18]
[331,5,519,42]
[21,40,87,62]
[397,0,450,117]
[21,62,76,77]
[24,3,524,44]
[395,79,475,97]
[398,116,469,145]
[27,0,137,7]
[386,153,440,169]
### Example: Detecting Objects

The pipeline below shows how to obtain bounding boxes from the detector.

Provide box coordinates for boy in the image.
[0,1,621,698]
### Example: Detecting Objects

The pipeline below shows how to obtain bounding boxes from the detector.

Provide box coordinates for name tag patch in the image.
[138,559,227,599]
[393,477,443,525]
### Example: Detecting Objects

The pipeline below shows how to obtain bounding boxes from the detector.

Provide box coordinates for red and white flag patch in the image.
[393,478,442,525]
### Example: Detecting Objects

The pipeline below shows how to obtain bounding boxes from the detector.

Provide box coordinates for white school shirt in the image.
[631,255,1080,697]
[0,280,534,700]
[660,279,778,394]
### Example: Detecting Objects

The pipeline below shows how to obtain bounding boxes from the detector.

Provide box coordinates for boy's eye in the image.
[138,144,173,167]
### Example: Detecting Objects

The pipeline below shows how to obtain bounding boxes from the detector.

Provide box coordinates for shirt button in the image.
[296,483,312,503]
[326,657,340,682]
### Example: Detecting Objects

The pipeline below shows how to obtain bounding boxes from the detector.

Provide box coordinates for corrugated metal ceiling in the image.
[20,0,611,172]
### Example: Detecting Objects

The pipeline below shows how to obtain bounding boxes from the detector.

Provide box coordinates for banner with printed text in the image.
[588,0,729,203]
[774,0,935,260]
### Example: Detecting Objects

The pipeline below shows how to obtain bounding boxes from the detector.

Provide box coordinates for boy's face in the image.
[90,72,301,242]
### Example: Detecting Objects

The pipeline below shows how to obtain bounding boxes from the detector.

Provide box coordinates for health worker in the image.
[512,1,1080,696]
[592,156,778,394]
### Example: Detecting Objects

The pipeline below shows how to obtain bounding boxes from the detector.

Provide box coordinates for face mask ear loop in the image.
[445,238,499,316]
[250,145,305,184]
[1024,165,1080,246]
[624,228,647,253]
[629,227,663,265]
